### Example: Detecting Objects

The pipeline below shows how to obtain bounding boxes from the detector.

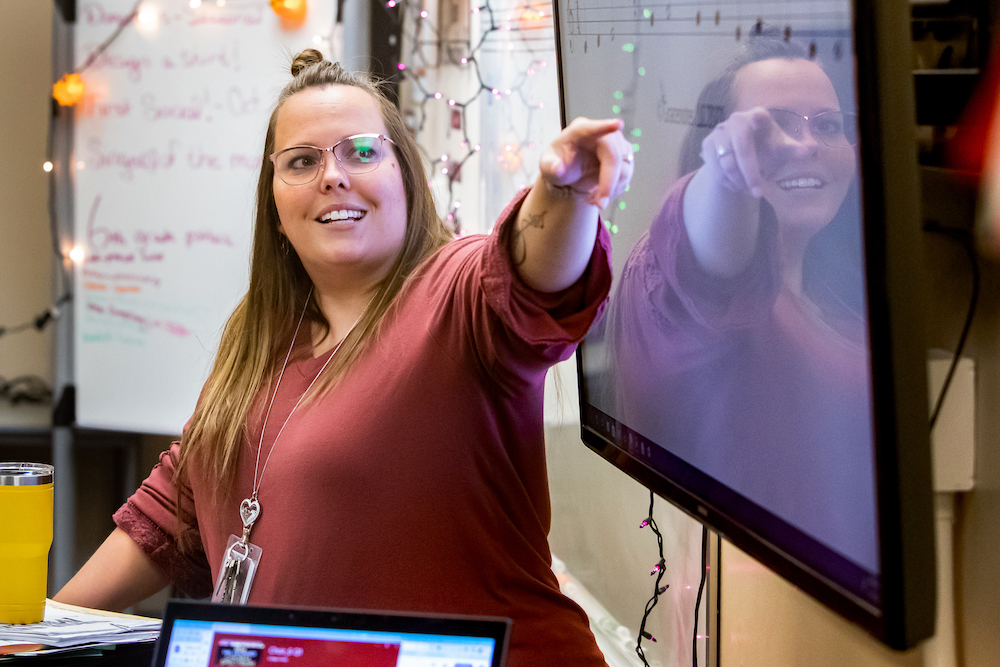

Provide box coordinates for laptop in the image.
[150,600,510,667]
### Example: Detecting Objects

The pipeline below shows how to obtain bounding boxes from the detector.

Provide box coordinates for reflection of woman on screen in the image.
[603,37,877,570]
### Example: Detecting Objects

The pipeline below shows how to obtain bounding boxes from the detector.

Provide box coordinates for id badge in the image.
[212,534,263,605]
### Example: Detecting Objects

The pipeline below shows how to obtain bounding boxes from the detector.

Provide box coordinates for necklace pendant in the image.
[240,497,261,531]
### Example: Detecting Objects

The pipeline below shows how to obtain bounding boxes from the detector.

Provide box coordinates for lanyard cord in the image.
[250,288,372,501]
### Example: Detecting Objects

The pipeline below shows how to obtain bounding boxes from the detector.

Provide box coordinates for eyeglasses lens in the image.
[275,147,324,185]
[334,135,384,174]
[768,109,857,147]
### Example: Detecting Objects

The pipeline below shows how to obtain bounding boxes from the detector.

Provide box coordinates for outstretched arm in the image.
[511,117,633,293]
[53,527,170,612]
[680,107,775,278]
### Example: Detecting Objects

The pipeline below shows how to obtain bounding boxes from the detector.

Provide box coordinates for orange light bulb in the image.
[270,0,307,24]
[52,73,85,107]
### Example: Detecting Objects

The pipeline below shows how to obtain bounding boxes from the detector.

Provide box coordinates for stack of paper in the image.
[0,600,160,657]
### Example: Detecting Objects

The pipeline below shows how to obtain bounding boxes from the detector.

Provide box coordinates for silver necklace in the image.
[213,288,371,604]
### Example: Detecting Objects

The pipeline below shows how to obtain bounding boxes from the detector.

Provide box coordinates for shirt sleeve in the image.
[644,171,781,332]
[479,186,613,365]
[384,186,612,395]
[113,441,214,599]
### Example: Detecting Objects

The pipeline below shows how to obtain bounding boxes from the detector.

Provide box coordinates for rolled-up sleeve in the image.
[113,442,213,598]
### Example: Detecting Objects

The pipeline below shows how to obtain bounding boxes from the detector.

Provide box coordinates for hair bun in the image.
[291,49,325,77]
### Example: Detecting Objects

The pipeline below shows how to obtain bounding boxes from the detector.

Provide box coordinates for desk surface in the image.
[0,641,155,666]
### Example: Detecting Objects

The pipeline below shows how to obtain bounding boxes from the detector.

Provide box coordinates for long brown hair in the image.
[175,50,452,510]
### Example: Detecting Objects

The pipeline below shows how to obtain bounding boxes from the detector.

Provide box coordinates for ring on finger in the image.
[622,153,634,164]
[716,145,731,159]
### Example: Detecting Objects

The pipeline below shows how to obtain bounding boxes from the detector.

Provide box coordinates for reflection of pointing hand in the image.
[700,107,774,199]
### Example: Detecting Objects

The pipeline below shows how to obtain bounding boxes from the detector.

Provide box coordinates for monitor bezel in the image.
[553,0,936,649]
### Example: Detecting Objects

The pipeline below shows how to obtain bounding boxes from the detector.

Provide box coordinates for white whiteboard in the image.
[73,0,335,434]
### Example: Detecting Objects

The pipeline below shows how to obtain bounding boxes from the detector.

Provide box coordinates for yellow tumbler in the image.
[0,463,54,624]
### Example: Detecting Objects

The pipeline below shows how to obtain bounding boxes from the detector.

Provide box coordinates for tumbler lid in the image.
[0,462,54,486]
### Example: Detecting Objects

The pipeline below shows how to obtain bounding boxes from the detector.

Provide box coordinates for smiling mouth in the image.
[778,177,825,191]
[317,209,366,223]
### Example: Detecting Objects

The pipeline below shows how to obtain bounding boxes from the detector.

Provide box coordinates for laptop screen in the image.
[152,601,510,667]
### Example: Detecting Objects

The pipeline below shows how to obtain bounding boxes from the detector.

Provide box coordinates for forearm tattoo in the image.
[511,209,547,267]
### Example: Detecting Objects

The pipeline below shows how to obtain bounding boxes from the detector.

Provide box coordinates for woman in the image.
[56,50,632,667]
[602,38,877,571]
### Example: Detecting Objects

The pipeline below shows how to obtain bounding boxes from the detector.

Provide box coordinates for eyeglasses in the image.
[269,133,396,185]
[767,108,858,148]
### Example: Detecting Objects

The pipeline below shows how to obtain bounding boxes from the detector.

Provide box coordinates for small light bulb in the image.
[420,10,428,17]
[442,167,449,175]
[460,57,468,64]
[387,0,396,7]
[189,0,201,7]
[138,8,158,24]
[69,246,85,263]
[397,62,406,71]
[505,145,512,152]
[539,102,545,109]
[454,201,461,209]
[42,161,53,173]
[491,88,498,95]
[447,99,456,106]
[76,161,85,170]
[473,144,481,151]
[313,35,323,44]
[434,92,442,99]
[440,154,449,162]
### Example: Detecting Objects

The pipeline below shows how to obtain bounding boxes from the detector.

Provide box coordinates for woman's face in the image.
[734,58,856,232]
[272,85,407,291]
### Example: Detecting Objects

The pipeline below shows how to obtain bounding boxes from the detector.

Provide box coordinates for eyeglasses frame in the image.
[269,133,397,185]
[766,108,858,148]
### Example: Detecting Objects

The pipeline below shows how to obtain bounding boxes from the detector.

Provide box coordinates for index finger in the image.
[592,138,626,208]
[563,117,625,147]
[730,114,766,197]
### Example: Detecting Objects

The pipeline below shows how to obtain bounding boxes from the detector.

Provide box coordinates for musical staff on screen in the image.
[561,0,851,43]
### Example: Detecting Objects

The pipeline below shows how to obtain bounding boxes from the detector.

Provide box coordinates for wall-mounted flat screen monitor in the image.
[556,0,936,648]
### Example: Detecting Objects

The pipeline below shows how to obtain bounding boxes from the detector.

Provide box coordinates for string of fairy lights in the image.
[392,0,560,232]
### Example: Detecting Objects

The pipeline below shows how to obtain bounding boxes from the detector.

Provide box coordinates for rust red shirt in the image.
[115,190,612,667]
